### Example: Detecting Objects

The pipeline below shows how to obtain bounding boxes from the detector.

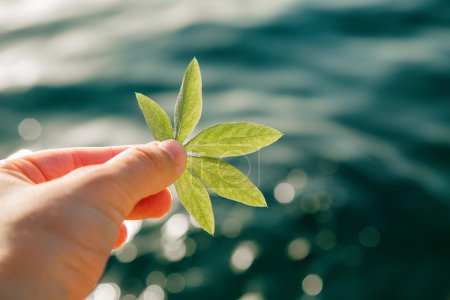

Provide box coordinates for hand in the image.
[0,140,186,300]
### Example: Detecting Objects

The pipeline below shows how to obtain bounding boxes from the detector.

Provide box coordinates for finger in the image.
[126,189,172,220]
[113,223,127,249]
[2,145,151,183]
[61,140,186,219]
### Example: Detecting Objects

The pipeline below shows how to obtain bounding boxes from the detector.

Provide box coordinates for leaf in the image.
[136,93,173,141]
[136,58,283,235]
[174,58,202,143]
[188,156,267,207]
[174,168,214,235]
[185,122,283,157]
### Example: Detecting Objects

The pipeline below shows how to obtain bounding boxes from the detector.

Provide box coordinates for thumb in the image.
[60,140,186,219]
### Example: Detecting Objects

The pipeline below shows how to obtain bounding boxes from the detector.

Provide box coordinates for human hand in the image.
[0,140,186,300]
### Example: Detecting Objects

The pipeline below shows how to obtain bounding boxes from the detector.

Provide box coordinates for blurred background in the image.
[1,0,450,299]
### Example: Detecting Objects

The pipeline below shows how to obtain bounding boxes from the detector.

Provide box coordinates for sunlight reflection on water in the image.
[1,0,449,299]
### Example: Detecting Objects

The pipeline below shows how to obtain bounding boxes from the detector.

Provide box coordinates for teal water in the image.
[1,0,450,299]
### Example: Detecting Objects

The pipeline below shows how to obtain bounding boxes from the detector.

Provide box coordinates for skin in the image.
[0,140,186,300]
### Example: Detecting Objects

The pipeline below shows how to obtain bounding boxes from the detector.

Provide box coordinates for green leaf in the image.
[185,122,283,157]
[136,93,173,141]
[188,156,267,207]
[174,58,202,143]
[135,58,283,235]
[174,168,214,235]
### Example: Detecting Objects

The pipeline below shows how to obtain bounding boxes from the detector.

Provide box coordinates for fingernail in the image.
[158,140,186,170]
[146,141,160,146]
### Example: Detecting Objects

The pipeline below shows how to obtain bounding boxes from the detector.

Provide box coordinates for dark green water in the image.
[1,1,449,299]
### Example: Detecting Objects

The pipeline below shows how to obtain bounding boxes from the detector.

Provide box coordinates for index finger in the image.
[3,144,156,183]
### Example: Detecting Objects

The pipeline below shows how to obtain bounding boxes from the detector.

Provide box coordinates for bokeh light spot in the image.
[146,271,166,287]
[92,283,121,300]
[287,238,310,260]
[163,213,189,240]
[165,273,185,293]
[162,239,186,262]
[274,182,295,204]
[115,242,138,263]
[221,216,243,238]
[316,230,337,250]
[302,274,323,296]
[18,118,41,140]
[230,241,259,273]
[287,169,308,190]
[358,227,381,248]
[141,285,164,300]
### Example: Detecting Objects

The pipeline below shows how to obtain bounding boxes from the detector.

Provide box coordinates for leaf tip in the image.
[271,129,284,143]
[189,57,200,70]
[135,92,146,103]
[203,224,215,236]
[275,129,284,137]
[203,216,215,235]
[254,190,268,207]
